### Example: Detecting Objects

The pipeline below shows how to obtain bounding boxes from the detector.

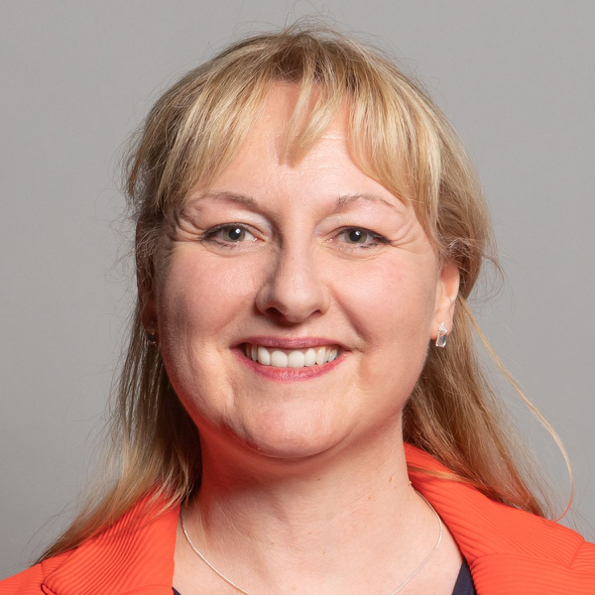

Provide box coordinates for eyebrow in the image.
[187,191,405,214]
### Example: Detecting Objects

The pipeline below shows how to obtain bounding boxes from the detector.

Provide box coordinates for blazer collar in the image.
[41,494,179,595]
[43,442,593,595]
[404,444,593,593]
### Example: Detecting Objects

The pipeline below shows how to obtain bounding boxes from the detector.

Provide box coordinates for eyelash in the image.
[200,224,391,250]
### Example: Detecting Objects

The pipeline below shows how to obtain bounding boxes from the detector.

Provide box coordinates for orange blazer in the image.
[2,442,594,595]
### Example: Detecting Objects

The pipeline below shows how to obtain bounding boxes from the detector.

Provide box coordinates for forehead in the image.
[206,90,360,199]
[238,82,352,166]
[182,84,415,221]
[180,82,418,229]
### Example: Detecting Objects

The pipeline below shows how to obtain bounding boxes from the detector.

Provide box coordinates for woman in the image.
[2,21,593,595]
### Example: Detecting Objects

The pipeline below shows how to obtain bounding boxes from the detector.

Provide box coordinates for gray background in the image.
[1,0,594,578]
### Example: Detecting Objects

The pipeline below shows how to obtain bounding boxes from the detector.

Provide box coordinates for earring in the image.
[435,322,448,348]
[146,322,158,346]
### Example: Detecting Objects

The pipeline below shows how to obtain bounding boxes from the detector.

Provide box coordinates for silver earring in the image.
[435,322,448,348]
[146,323,158,346]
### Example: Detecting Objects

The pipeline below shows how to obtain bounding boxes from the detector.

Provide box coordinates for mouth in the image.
[233,342,347,382]
[241,342,343,368]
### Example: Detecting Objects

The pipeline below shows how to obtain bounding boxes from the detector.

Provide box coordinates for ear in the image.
[139,274,157,332]
[136,221,158,332]
[430,260,460,341]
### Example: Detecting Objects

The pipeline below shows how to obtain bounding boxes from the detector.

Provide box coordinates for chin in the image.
[236,406,345,461]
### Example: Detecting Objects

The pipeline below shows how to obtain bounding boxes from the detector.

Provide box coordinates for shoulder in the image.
[1,495,179,595]
[405,443,595,591]
[0,565,43,595]
[0,552,72,595]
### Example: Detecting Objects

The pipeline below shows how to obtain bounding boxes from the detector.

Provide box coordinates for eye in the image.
[201,224,258,248]
[336,227,391,249]
[200,224,391,251]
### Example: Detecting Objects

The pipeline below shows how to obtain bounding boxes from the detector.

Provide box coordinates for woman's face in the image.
[146,84,459,460]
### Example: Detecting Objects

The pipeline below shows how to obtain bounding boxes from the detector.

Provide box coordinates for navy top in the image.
[451,558,477,594]
[173,557,477,594]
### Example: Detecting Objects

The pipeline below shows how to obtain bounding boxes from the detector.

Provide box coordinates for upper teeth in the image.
[244,343,340,368]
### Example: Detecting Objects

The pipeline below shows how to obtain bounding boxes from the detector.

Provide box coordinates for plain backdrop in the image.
[1,0,594,578]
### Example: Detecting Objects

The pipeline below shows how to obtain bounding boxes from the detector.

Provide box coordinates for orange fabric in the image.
[2,442,594,594]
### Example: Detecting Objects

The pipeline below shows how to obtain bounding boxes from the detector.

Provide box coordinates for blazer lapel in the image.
[405,442,595,594]
[42,495,179,595]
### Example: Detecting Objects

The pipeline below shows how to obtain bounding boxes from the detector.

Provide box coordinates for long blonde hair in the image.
[38,19,574,562]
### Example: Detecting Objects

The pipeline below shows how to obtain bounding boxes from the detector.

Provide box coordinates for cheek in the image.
[335,258,436,389]
[336,258,435,342]
[154,250,264,425]
[157,250,258,339]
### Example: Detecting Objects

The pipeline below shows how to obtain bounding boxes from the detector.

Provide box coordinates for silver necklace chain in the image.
[180,484,443,595]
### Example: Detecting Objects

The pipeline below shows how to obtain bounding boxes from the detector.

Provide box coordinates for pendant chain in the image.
[180,483,443,595]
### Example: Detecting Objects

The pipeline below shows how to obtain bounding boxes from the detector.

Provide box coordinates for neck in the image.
[179,427,442,593]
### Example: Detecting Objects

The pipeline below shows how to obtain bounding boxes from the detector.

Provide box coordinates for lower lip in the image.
[232,346,348,382]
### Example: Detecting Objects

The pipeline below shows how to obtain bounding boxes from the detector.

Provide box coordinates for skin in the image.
[142,84,463,594]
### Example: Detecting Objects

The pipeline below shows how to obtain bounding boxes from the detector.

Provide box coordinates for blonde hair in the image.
[38,19,574,562]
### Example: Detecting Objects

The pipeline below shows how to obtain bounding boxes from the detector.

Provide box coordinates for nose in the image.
[255,243,330,323]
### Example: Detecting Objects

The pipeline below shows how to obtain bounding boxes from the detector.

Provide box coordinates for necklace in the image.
[180,482,443,595]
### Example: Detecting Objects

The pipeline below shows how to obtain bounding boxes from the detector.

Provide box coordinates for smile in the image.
[234,343,346,382]
[242,343,341,369]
